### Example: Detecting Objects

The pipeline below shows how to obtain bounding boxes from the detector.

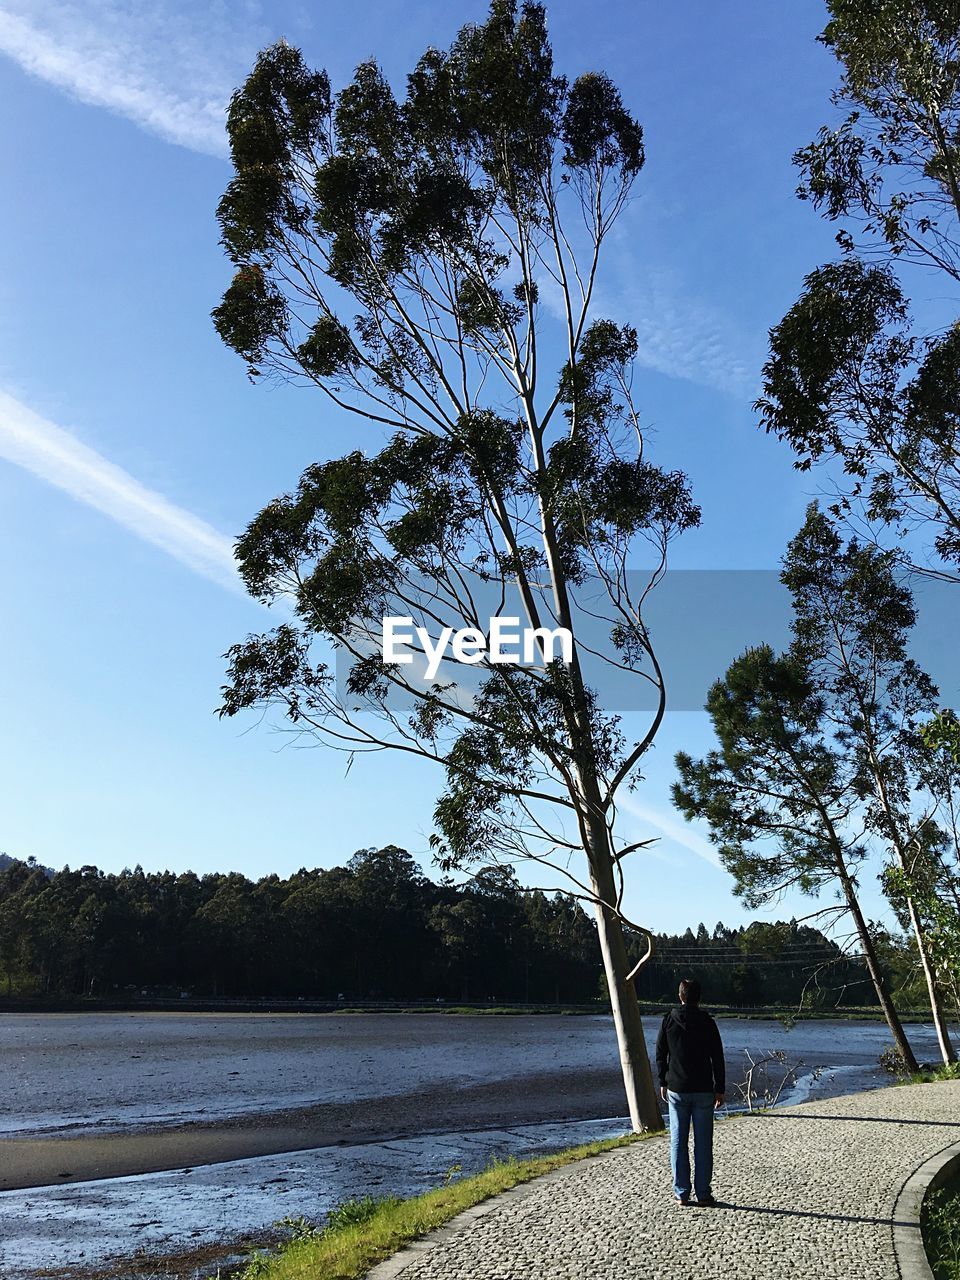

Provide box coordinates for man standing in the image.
[655,977,726,1207]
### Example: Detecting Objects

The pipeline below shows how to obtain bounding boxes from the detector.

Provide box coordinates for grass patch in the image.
[900,1062,960,1086]
[923,1169,960,1279]
[231,1134,650,1280]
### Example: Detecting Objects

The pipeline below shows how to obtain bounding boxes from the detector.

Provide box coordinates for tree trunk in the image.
[530,472,664,1129]
[836,854,919,1072]
[904,891,955,1064]
[589,835,664,1133]
[848,700,952,1063]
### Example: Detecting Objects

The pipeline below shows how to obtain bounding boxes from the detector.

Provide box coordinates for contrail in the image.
[0,389,242,593]
[617,794,724,869]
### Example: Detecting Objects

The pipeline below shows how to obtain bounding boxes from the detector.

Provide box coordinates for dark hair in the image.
[679,978,701,1005]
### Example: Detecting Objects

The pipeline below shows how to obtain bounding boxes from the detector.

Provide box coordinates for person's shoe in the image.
[696,1194,717,1207]
[675,1193,691,1206]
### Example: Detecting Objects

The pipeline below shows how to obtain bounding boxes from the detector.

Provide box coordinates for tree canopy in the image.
[757,0,960,578]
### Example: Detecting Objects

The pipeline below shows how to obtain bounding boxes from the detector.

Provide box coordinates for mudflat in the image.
[0,1064,628,1191]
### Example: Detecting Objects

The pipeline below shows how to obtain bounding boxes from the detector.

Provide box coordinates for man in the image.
[655,977,725,1207]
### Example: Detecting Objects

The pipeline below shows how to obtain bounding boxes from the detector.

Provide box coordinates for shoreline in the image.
[0,999,947,1022]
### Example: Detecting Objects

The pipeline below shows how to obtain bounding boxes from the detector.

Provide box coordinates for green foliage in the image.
[757,262,960,564]
[297,317,358,380]
[0,850,604,1003]
[324,1196,402,1233]
[0,851,888,1009]
[781,505,937,722]
[923,711,960,765]
[561,72,644,172]
[215,5,646,371]
[757,258,911,470]
[212,265,286,375]
[779,509,960,1035]
[674,642,852,910]
[801,0,960,270]
[761,1,960,573]
[210,2,699,890]
[672,503,958,1070]
[884,859,960,1015]
[630,916,883,1009]
[239,1250,275,1279]
[904,1060,960,1084]
[274,1216,323,1243]
[218,626,329,723]
[923,1176,960,1280]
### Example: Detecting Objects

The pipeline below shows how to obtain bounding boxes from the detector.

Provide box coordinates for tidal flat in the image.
[0,1011,950,1277]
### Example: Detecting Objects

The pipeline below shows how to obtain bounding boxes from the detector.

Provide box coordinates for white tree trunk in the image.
[904,890,956,1064]
[590,851,663,1132]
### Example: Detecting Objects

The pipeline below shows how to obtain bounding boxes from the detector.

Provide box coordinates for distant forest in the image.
[0,847,915,1007]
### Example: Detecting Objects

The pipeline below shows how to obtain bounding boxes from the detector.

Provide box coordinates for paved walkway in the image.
[370,1081,960,1280]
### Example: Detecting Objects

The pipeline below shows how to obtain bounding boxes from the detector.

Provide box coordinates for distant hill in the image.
[0,853,54,878]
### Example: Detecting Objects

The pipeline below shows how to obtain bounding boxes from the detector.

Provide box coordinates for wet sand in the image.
[0,1064,628,1191]
[1,1115,637,1278]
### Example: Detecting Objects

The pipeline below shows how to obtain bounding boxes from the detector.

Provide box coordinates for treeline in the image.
[0,848,598,1002]
[634,920,904,1010]
[0,847,908,1007]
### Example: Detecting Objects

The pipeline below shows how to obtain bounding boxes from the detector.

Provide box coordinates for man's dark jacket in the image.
[655,1003,725,1094]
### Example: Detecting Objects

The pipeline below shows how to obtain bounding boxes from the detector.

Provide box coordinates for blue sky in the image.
[0,0,900,935]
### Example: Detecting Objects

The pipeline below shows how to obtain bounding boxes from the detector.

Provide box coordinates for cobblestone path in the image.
[370,1081,960,1279]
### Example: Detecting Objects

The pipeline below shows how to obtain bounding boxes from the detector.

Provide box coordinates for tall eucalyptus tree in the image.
[211,2,698,1130]
[783,507,955,1062]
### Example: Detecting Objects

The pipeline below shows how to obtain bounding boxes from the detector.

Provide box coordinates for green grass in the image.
[230,1134,650,1280]
[923,1170,960,1279]
[900,1062,960,1085]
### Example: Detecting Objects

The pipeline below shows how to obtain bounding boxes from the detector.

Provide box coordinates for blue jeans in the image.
[667,1090,714,1200]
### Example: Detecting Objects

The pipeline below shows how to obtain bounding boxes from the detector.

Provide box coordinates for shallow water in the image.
[0,1011,622,1137]
[0,1010,940,1139]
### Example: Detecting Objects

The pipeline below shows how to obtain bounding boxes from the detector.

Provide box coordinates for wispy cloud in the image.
[0,5,759,399]
[538,251,756,398]
[0,389,241,592]
[0,2,264,156]
[617,794,724,870]
[595,261,758,398]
